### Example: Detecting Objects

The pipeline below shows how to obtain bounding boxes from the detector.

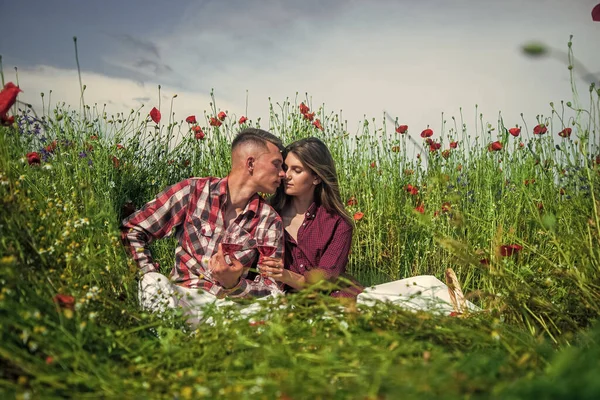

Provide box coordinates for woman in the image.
[260,137,363,298]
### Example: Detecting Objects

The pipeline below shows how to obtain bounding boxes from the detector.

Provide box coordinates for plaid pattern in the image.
[121,177,284,298]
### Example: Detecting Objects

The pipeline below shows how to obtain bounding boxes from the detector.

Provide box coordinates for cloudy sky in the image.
[0,0,598,142]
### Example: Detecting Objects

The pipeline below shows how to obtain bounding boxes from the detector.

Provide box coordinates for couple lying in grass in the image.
[121,128,362,323]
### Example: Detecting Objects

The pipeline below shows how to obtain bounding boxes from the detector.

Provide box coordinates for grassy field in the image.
[1,40,600,398]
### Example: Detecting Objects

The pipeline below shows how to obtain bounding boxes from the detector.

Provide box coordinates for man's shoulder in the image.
[255,196,282,222]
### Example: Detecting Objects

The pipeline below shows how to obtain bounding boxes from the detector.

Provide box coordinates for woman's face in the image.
[283,152,318,197]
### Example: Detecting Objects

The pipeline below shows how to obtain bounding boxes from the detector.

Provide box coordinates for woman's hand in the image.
[258,256,284,281]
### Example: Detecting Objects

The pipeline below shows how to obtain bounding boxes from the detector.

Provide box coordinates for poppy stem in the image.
[73,36,87,121]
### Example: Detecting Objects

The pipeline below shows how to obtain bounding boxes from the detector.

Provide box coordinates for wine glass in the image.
[255,227,284,295]
[221,224,252,261]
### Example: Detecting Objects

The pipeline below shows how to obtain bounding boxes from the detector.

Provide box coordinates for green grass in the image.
[1,40,600,398]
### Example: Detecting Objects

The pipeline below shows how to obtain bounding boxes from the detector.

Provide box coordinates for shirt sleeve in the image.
[120,179,198,275]
[218,210,285,298]
[315,221,353,280]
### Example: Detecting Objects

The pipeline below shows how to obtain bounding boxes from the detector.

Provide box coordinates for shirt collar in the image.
[217,176,261,217]
[304,202,318,220]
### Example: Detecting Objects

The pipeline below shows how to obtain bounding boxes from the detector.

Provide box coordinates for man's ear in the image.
[246,156,255,174]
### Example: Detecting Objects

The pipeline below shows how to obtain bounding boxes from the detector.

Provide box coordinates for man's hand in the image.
[258,256,284,281]
[209,244,244,289]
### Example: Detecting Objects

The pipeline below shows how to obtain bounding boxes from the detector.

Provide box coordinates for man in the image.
[121,128,286,323]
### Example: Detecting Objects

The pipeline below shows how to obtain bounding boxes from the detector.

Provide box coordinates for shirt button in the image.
[302,223,306,226]
[300,264,304,269]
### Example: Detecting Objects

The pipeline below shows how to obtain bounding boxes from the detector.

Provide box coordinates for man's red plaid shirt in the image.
[121,177,284,298]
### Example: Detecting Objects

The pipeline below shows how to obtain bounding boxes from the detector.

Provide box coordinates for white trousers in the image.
[138,272,275,326]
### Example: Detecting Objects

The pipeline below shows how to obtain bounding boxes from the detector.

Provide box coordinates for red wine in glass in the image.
[222,243,244,255]
[258,245,277,258]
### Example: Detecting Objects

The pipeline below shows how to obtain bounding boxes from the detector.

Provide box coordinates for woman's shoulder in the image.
[315,204,353,232]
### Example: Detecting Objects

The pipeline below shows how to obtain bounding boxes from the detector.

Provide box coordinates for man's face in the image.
[252,142,285,194]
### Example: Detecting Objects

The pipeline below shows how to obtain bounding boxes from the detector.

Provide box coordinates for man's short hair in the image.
[231,128,283,153]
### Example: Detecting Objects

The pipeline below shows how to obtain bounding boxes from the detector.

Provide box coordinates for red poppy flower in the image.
[558,127,572,138]
[415,203,425,214]
[183,159,190,167]
[299,102,310,115]
[449,141,458,149]
[499,244,523,257]
[536,202,544,211]
[596,155,600,165]
[425,138,433,145]
[524,179,535,185]
[593,3,600,21]
[370,162,376,168]
[416,153,421,159]
[449,311,460,317]
[239,116,248,124]
[441,202,451,213]
[509,127,521,137]
[404,169,414,175]
[116,144,125,150]
[45,356,54,365]
[185,115,197,124]
[488,141,503,151]
[405,184,419,195]
[391,145,400,153]
[396,125,408,134]
[347,196,357,206]
[53,293,75,310]
[429,142,441,152]
[312,119,324,131]
[217,111,227,121]
[111,156,120,168]
[559,188,566,195]
[149,107,161,124]
[249,320,266,327]
[0,82,22,118]
[209,117,222,127]
[1,115,15,125]
[353,212,364,221]
[533,124,547,135]
[27,152,41,165]
[519,142,524,148]
[303,112,315,121]
[441,149,451,159]
[193,125,205,140]
[45,140,58,153]
[420,128,433,138]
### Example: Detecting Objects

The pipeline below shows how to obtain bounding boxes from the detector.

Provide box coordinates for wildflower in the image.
[347,196,357,206]
[420,128,433,138]
[0,82,22,119]
[78,151,87,158]
[44,140,58,153]
[27,152,41,165]
[391,145,400,152]
[353,212,364,221]
[193,125,205,140]
[312,119,324,131]
[499,244,522,257]
[558,127,572,138]
[53,294,75,310]
[441,202,451,213]
[519,142,525,148]
[209,117,222,127]
[405,184,419,195]
[396,125,408,134]
[457,164,462,171]
[111,156,120,168]
[415,203,425,214]
[116,143,125,150]
[45,356,54,365]
[217,111,227,121]
[536,202,544,211]
[149,107,161,124]
[299,102,310,115]
[185,115,197,124]
[303,112,315,121]
[429,141,441,152]
[533,124,547,135]
[89,135,98,141]
[488,141,503,151]
[249,320,266,327]
[239,116,248,124]
[524,179,535,185]
[441,149,451,159]
[449,141,458,149]
[480,258,489,265]
[370,162,376,168]
[593,3,600,21]
[509,127,521,137]
[404,169,414,175]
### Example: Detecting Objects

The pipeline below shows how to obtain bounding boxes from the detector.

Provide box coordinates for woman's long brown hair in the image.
[269,137,353,226]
